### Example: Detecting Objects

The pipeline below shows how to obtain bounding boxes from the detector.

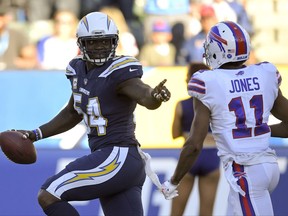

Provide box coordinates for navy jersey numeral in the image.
[228,95,270,139]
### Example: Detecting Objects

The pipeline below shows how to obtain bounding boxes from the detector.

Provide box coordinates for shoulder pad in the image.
[188,76,206,95]
[65,63,76,76]
[65,56,83,76]
[99,56,142,78]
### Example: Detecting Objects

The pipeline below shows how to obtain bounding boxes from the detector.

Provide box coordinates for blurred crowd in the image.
[0,0,255,70]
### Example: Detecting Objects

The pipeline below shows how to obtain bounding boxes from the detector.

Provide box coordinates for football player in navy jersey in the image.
[18,12,171,216]
[161,21,288,215]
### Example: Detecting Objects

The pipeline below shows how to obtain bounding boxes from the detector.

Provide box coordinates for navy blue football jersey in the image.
[65,56,143,151]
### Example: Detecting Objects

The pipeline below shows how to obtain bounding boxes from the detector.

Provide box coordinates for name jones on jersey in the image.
[229,77,260,93]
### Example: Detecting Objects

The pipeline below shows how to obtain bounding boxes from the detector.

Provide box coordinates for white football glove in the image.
[137,147,162,189]
[161,180,179,200]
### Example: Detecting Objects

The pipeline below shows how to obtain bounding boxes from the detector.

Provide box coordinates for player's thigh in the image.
[232,162,279,194]
[246,163,279,215]
[246,163,280,194]
[100,186,143,216]
[41,146,145,201]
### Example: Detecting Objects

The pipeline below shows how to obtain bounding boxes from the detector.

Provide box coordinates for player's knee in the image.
[38,189,61,209]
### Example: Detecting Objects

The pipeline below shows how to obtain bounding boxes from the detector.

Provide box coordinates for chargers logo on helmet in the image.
[81,16,89,32]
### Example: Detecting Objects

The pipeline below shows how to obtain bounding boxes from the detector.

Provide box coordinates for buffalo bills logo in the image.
[236,70,244,76]
[208,26,227,53]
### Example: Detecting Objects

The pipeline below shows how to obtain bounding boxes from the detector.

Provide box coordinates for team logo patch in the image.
[208,26,227,53]
[107,15,112,30]
[84,78,88,85]
[236,71,244,76]
[81,16,89,32]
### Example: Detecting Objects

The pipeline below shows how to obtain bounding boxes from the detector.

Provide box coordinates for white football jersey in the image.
[188,62,281,157]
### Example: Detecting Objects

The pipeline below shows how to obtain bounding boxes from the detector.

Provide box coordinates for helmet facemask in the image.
[203,40,212,68]
[203,38,225,69]
[78,35,118,65]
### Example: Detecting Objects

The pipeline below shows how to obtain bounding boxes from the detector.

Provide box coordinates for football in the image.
[0,131,37,164]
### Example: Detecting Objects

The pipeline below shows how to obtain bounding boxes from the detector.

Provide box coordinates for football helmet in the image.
[76,12,119,65]
[203,21,251,69]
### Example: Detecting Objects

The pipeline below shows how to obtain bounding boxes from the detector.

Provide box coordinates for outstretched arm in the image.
[117,78,171,109]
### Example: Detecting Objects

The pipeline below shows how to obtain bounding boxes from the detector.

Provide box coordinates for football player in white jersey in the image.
[161,21,288,215]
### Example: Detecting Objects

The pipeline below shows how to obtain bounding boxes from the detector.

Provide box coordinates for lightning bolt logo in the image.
[55,149,121,192]
[107,15,112,30]
[81,16,89,32]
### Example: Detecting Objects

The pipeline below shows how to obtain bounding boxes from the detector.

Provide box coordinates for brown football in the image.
[0,131,37,164]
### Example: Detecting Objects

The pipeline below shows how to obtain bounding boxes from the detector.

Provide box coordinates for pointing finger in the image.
[158,79,167,87]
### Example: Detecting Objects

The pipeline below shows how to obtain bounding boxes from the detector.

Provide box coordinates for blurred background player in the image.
[26,0,80,22]
[170,22,185,65]
[0,6,37,70]
[99,6,139,58]
[171,62,220,216]
[36,9,79,70]
[211,0,237,23]
[142,0,190,42]
[211,0,257,65]
[177,5,218,65]
[139,19,176,66]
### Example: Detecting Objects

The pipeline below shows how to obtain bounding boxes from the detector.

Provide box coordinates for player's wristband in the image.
[32,128,43,141]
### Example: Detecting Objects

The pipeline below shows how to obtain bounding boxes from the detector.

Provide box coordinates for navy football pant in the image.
[41,146,146,215]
